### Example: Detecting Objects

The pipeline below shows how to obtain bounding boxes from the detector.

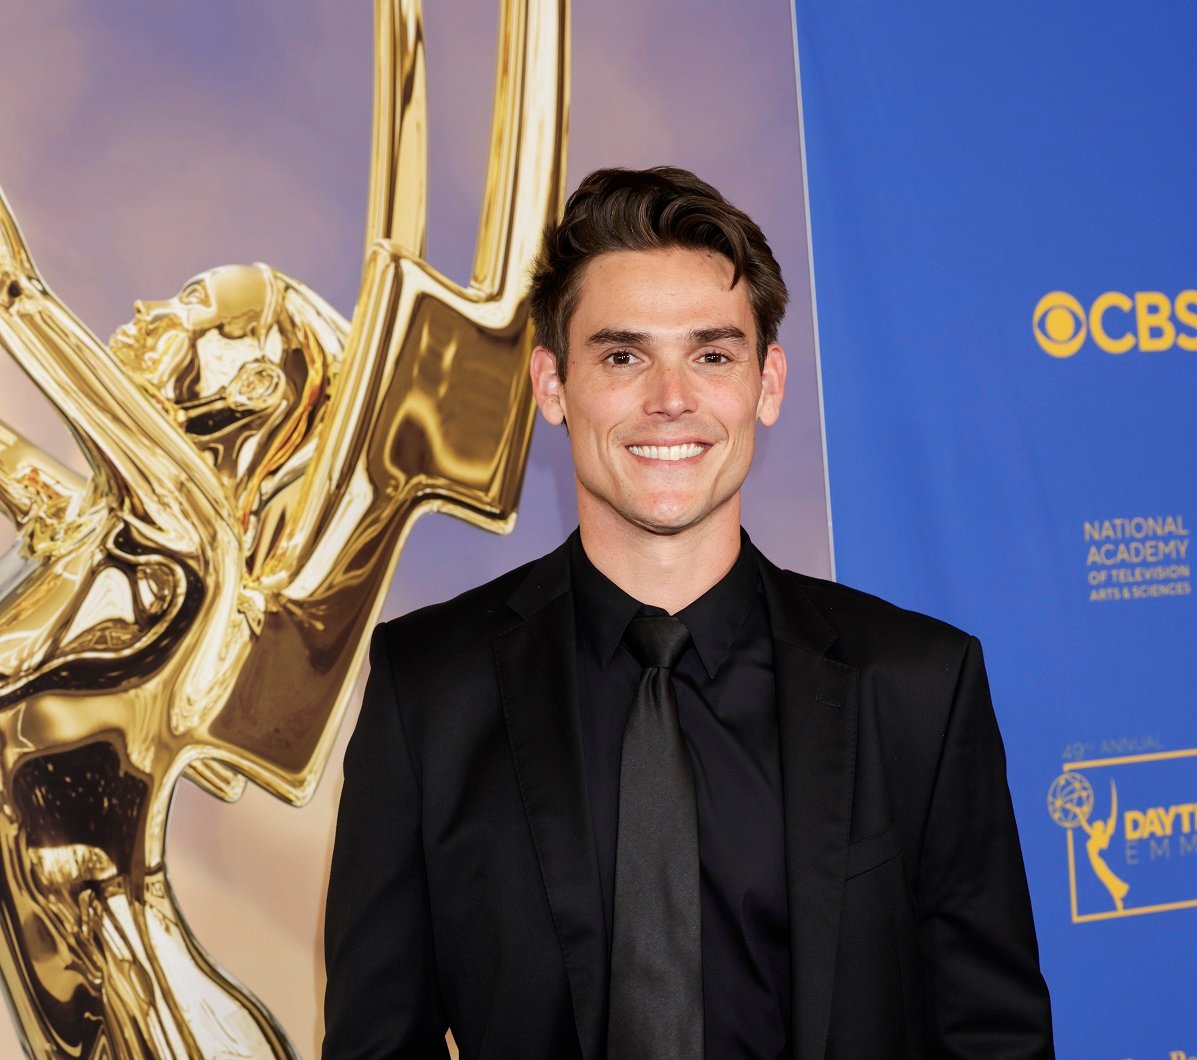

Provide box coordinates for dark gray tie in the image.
[607,614,703,1059]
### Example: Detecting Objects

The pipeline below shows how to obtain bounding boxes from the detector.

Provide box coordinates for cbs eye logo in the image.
[1034,289,1197,358]
[1033,292,1087,358]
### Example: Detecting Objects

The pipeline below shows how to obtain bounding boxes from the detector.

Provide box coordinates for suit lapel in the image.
[495,543,606,1060]
[759,556,859,1060]
[495,541,858,1059]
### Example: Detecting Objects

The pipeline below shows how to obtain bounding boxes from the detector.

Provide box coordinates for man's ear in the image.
[530,345,567,426]
[757,343,787,427]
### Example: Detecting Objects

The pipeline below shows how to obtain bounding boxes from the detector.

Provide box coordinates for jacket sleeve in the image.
[916,636,1055,1058]
[323,624,450,1059]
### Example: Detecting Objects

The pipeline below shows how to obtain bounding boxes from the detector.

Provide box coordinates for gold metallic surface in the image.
[0,0,568,1054]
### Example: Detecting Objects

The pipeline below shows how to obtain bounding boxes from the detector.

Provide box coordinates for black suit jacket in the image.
[323,539,1053,1058]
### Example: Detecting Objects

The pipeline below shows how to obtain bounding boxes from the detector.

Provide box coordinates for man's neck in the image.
[577,503,743,615]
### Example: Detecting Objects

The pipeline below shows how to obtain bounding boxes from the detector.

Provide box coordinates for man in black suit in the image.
[323,167,1054,1058]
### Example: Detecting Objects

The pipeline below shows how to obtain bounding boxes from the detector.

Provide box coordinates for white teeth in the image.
[627,443,705,461]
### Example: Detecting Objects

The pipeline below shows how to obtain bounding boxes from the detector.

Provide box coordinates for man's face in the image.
[531,246,786,540]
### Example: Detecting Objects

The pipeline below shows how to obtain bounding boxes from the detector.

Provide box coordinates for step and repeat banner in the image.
[794,3,1196,1057]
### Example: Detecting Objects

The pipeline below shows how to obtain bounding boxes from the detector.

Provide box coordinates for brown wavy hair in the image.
[529,166,788,379]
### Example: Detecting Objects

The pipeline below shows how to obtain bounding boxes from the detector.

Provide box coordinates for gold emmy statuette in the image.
[0,0,568,1054]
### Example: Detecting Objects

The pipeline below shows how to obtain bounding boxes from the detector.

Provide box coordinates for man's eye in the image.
[606,349,637,366]
[698,350,729,364]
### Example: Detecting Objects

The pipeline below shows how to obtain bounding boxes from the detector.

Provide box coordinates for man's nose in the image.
[643,362,697,417]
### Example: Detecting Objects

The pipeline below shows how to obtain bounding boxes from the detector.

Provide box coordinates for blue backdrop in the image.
[793,3,1197,1055]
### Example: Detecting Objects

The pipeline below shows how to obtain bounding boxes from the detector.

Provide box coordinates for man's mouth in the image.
[626,442,707,461]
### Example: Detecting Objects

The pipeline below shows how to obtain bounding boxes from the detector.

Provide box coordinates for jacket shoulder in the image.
[377,557,538,656]
[771,563,977,673]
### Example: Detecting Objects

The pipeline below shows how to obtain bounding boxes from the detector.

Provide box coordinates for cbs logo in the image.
[1033,289,1197,358]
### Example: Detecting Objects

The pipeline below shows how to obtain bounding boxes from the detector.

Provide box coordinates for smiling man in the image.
[529,241,784,615]
[323,167,1054,1059]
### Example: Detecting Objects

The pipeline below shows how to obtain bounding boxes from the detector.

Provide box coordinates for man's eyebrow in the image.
[584,328,651,347]
[690,325,748,345]
[583,325,750,347]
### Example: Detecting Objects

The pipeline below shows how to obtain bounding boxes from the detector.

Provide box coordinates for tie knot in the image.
[623,614,691,671]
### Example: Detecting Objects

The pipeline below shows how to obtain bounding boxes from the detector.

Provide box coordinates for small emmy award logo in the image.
[1048,772,1130,913]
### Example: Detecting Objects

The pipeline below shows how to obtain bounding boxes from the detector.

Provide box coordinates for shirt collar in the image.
[570,531,641,669]
[569,528,764,678]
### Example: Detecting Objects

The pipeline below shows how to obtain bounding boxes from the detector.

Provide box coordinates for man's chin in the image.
[576,480,741,541]
[632,519,688,537]
[623,499,724,537]
[581,500,693,539]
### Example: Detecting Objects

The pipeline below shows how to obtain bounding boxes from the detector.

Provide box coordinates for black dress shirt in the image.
[570,531,790,1060]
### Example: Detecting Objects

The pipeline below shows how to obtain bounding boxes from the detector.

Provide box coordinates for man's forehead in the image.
[569,247,752,344]
[576,246,736,287]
